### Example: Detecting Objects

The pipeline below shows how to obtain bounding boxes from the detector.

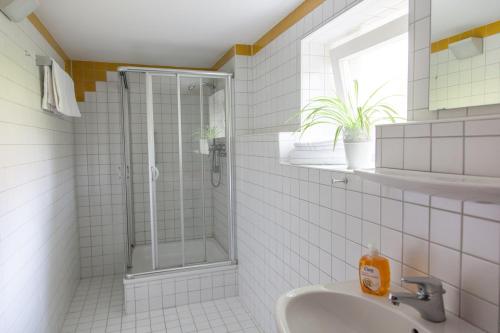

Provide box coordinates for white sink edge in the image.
[275,280,482,333]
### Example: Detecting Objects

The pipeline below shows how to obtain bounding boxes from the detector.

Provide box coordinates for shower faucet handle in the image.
[116,166,123,180]
[150,166,160,181]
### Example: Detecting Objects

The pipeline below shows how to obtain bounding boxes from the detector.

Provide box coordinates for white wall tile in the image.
[463,216,500,263]
[362,221,380,249]
[0,15,79,333]
[405,124,430,137]
[465,118,500,136]
[429,244,460,286]
[431,196,462,213]
[463,201,500,221]
[403,234,428,273]
[414,48,430,80]
[381,139,404,168]
[346,215,362,243]
[381,227,402,261]
[404,138,431,171]
[431,138,463,174]
[432,121,463,137]
[461,254,499,305]
[381,125,404,138]
[404,191,430,206]
[346,190,362,218]
[414,0,430,20]
[430,209,461,250]
[362,194,380,223]
[464,136,500,177]
[381,198,403,231]
[461,291,499,333]
[403,203,429,239]
[413,78,430,110]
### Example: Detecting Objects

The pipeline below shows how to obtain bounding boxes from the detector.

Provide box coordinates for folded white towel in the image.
[41,58,81,117]
[42,65,57,113]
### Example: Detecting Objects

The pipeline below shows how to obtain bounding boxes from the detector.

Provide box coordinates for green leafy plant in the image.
[193,126,222,140]
[296,81,399,147]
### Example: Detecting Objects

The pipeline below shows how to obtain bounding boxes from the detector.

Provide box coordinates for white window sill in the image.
[279,161,355,174]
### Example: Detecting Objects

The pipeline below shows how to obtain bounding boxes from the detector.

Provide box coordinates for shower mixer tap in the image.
[209,143,226,156]
[209,141,226,187]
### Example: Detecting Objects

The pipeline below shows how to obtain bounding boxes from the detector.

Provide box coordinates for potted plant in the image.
[193,126,222,154]
[297,81,398,169]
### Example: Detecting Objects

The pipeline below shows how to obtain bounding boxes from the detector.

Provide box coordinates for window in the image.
[335,33,408,120]
[298,15,408,145]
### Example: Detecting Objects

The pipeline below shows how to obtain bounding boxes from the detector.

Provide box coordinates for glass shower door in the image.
[178,75,231,267]
[202,77,230,265]
[136,71,233,274]
[178,76,210,267]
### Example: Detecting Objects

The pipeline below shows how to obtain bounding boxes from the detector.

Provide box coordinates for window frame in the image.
[329,15,409,104]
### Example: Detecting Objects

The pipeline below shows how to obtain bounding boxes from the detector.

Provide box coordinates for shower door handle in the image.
[151,166,160,181]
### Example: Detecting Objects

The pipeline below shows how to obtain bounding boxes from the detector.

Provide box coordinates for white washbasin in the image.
[276,281,481,333]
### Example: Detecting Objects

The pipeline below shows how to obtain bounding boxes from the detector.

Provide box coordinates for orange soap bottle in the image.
[359,244,390,296]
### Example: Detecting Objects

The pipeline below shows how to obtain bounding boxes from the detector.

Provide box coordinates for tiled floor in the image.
[61,276,261,333]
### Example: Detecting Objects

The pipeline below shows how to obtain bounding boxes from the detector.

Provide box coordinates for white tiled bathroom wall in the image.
[236,133,499,333]
[300,41,334,109]
[0,15,80,333]
[377,116,500,176]
[75,75,127,278]
[233,0,500,332]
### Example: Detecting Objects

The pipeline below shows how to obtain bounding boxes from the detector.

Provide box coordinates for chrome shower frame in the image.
[119,66,236,279]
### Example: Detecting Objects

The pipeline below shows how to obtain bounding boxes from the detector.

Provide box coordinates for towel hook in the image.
[332,176,348,185]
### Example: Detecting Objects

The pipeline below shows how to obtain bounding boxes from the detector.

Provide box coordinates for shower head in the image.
[187,81,216,94]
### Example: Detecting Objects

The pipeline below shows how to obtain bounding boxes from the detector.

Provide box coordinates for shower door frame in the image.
[120,67,236,279]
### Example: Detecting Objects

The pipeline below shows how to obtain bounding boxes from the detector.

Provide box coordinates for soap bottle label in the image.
[360,265,380,291]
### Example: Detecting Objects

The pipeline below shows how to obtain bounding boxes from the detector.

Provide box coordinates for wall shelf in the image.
[354,168,500,204]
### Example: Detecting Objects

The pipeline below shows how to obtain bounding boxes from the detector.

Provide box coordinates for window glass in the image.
[338,33,408,119]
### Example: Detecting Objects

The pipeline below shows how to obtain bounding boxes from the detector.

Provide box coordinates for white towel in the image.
[41,66,57,113]
[42,58,81,117]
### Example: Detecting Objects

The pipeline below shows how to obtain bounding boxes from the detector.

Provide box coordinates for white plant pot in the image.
[344,141,373,169]
[199,139,209,155]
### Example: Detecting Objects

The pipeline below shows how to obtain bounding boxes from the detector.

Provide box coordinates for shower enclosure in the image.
[119,67,235,278]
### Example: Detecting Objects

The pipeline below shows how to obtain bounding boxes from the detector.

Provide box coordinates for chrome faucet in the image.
[389,276,446,323]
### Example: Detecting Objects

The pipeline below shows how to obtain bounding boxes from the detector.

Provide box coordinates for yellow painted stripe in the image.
[235,44,253,56]
[27,14,69,61]
[431,19,500,53]
[252,0,324,54]
[212,44,253,70]
[70,60,211,101]
[212,46,237,71]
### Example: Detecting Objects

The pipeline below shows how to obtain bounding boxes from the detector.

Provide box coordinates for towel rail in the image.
[36,55,52,66]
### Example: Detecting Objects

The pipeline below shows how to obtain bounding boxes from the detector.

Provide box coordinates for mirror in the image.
[429,0,500,111]
[208,88,225,139]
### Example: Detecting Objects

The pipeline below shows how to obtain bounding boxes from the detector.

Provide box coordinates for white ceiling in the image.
[432,0,500,41]
[35,0,303,68]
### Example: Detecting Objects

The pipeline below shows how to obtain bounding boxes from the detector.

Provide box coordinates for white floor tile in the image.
[61,276,261,333]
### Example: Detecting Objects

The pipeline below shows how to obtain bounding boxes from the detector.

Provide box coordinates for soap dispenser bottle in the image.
[359,244,390,296]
